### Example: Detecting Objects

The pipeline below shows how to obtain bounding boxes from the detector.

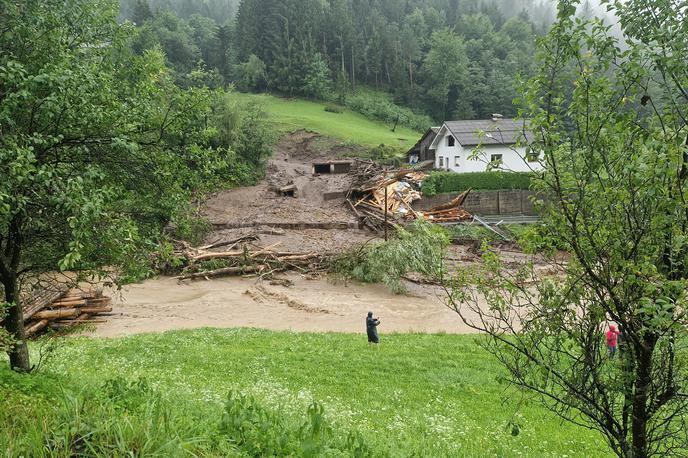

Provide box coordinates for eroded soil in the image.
[91,131,546,337]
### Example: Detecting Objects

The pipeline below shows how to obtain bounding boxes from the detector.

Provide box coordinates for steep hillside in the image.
[232,93,420,149]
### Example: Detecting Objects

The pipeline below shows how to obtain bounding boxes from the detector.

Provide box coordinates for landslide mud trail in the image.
[96,273,478,337]
[202,130,362,235]
[90,131,521,337]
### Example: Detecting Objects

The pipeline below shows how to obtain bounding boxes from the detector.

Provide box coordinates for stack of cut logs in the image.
[23,289,112,337]
[174,235,325,281]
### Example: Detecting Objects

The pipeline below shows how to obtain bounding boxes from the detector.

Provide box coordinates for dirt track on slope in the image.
[95,273,479,337]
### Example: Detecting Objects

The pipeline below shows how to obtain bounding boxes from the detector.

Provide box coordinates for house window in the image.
[447,136,455,147]
[490,154,503,164]
[439,156,444,167]
[454,156,460,167]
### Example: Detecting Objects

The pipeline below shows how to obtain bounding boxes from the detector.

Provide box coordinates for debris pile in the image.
[17,287,113,337]
[173,235,326,281]
[418,190,473,223]
[348,169,473,232]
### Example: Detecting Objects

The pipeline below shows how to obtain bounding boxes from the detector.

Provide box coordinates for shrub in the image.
[344,90,432,132]
[324,103,344,113]
[328,220,449,294]
[0,375,211,457]
[365,144,406,165]
[219,391,375,457]
[422,171,533,196]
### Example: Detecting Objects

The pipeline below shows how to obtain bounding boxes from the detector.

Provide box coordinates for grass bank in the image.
[232,92,420,149]
[1,329,607,456]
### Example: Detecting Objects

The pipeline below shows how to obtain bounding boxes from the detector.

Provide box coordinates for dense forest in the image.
[120,0,563,122]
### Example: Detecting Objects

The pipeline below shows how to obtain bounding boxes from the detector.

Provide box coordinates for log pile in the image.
[173,236,326,281]
[348,169,473,232]
[22,288,112,337]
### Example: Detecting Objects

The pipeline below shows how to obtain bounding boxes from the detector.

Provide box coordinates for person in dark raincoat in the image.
[366,311,380,344]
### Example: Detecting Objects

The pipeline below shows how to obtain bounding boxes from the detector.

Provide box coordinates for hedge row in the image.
[422,171,533,196]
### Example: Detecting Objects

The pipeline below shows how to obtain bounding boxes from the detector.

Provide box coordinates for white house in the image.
[428,116,542,173]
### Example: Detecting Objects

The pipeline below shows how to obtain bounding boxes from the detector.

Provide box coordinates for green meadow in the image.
[1,329,608,457]
[231,92,420,149]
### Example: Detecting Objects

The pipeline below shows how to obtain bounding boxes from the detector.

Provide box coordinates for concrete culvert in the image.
[313,163,331,174]
[332,162,352,174]
[279,184,297,197]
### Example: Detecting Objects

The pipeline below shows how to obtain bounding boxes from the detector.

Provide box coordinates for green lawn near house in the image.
[231,92,420,149]
[1,329,608,457]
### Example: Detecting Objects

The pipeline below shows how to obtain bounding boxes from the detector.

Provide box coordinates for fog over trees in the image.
[119,0,598,122]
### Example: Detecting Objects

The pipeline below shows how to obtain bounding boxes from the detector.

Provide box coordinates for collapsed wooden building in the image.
[347,168,473,233]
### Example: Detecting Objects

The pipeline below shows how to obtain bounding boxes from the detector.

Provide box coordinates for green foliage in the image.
[445,224,536,249]
[364,144,406,165]
[0,373,214,456]
[1,330,608,456]
[0,0,268,370]
[344,90,432,132]
[220,392,374,457]
[422,171,533,196]
[329,221,449,294]
[420,28,469,120]
[446,0,688,455]
[324,104,344,114]
[210,90,275,174]
[0,0,229,285]
[122,0,561,122]
[131,10,201,80]
[236,54,267,92]
[303,53,331,100]
[231,92,419,149]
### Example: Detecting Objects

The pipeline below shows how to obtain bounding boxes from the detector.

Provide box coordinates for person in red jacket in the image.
[606,324,620,357]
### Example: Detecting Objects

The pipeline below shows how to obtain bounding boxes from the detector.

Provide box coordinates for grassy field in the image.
[231,92,420,149]
[1,329,608,457]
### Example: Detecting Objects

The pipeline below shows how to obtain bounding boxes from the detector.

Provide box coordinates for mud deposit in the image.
[96,273,478,337]
[90,132,538,338]
[202,131,368,248]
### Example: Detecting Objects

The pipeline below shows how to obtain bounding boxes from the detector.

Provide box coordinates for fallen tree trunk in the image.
[33,308,80,320]
[176,265,265,281]
[80,306,113,315]
[198,235,259,251]
[83,297,112,305]
[51,300,87,308]
[191,242,282,262]
[271,253,319,262]
[25,319,50,336]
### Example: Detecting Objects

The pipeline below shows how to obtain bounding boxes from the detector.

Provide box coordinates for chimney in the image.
[491,113,503,121]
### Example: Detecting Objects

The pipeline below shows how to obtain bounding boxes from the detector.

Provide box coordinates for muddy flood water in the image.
[96,273,479,337]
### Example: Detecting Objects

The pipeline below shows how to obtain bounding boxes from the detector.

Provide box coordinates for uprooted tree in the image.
[0,0,232,372]
[445,0,688,457]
